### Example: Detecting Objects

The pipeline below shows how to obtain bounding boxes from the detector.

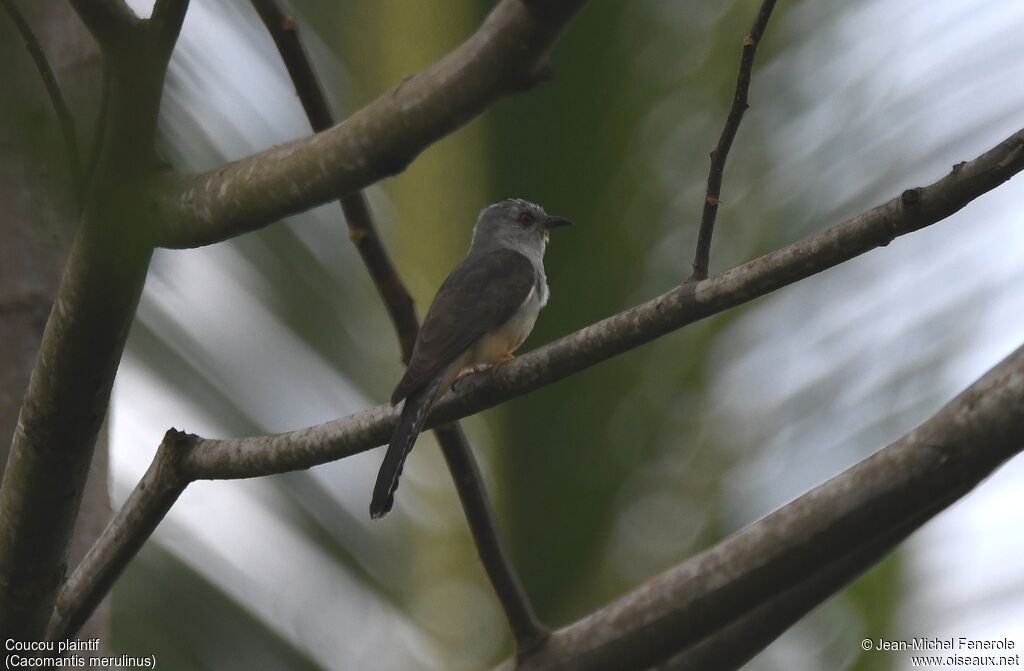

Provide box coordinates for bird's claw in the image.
[451,364,487,391]
[492,352,515,370]
[450,353,515,392]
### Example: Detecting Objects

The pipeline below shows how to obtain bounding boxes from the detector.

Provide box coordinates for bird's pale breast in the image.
[468,283,543,367]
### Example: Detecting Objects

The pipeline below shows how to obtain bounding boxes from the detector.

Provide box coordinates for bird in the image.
[370,198,571,519]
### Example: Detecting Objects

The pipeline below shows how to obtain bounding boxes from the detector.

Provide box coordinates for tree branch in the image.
[0,1,185,636]
[0,200,154,637]
[46,431,190,639]
[50,127,1024,636]
[148,0,589,249]
[181,128,1024,477]
[147,0,189,63]
[690,0,777,281]
[1,0,84,203]
[84,65,111,195]
[248,0,419,357]
[71,0,188,72]
[340,195,421,360]
[250,0,547,651]
[68,0,140,52]
[249,0,332,130]
[653,499,943,670]
[492,342,1024,671]
[437,424,549,653]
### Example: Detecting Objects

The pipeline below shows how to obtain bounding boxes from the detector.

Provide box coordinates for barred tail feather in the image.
[370,372,446,519]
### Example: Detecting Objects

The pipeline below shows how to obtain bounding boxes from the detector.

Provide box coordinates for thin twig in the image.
[1,0,85,204]
[249,0,331,129]
[436,424,549,654]
[49,127,1024,638]
[250,0,548,650]
[689,0,778,281]
[339,195,420,360]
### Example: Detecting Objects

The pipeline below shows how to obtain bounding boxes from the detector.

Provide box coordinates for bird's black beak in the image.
[543,215,573,230]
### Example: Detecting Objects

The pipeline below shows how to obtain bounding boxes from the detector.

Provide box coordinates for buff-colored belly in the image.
[469,302,538,365]
[439,287,543,392]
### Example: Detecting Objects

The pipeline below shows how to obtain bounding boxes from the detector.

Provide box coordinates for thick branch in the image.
[0,199,153,637]
[147,0,190,63]
[251,0,547,650]
[0,3,183,636]
[690,0,777,281]
[653,498,944,670]
[50,128,1024,634]
[149,0,589,248]
[493,342,1024,671]
[68,0,140,52]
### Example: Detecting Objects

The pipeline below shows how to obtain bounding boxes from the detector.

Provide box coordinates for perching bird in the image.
[370,199,571,518]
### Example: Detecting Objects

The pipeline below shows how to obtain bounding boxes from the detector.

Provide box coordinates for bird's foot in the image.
[451,353,515,392]
[451,364,489,391]
[492,351,515,371]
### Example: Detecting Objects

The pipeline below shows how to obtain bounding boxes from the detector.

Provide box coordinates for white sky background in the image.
[109,1,1024,670]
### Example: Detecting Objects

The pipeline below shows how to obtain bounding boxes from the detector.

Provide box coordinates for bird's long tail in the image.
[370,371,446,519]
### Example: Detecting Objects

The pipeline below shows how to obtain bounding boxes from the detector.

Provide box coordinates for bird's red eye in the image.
[517,211,533,225]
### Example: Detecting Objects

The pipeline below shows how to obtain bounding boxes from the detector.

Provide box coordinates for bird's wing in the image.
[391,247,537,404]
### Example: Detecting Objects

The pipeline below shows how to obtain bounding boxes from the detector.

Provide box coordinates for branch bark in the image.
[437,424,548,653]
[46,430,189,639]
[0,1,189,637]
[492,341,1024,671]
[690,0,777,281]
[67,0,140,53]
[149,0,589,249]
[50,127,1024,636]
[0,184,153,639]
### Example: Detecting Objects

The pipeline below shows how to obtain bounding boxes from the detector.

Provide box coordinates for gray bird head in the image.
[469,198,572,259]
